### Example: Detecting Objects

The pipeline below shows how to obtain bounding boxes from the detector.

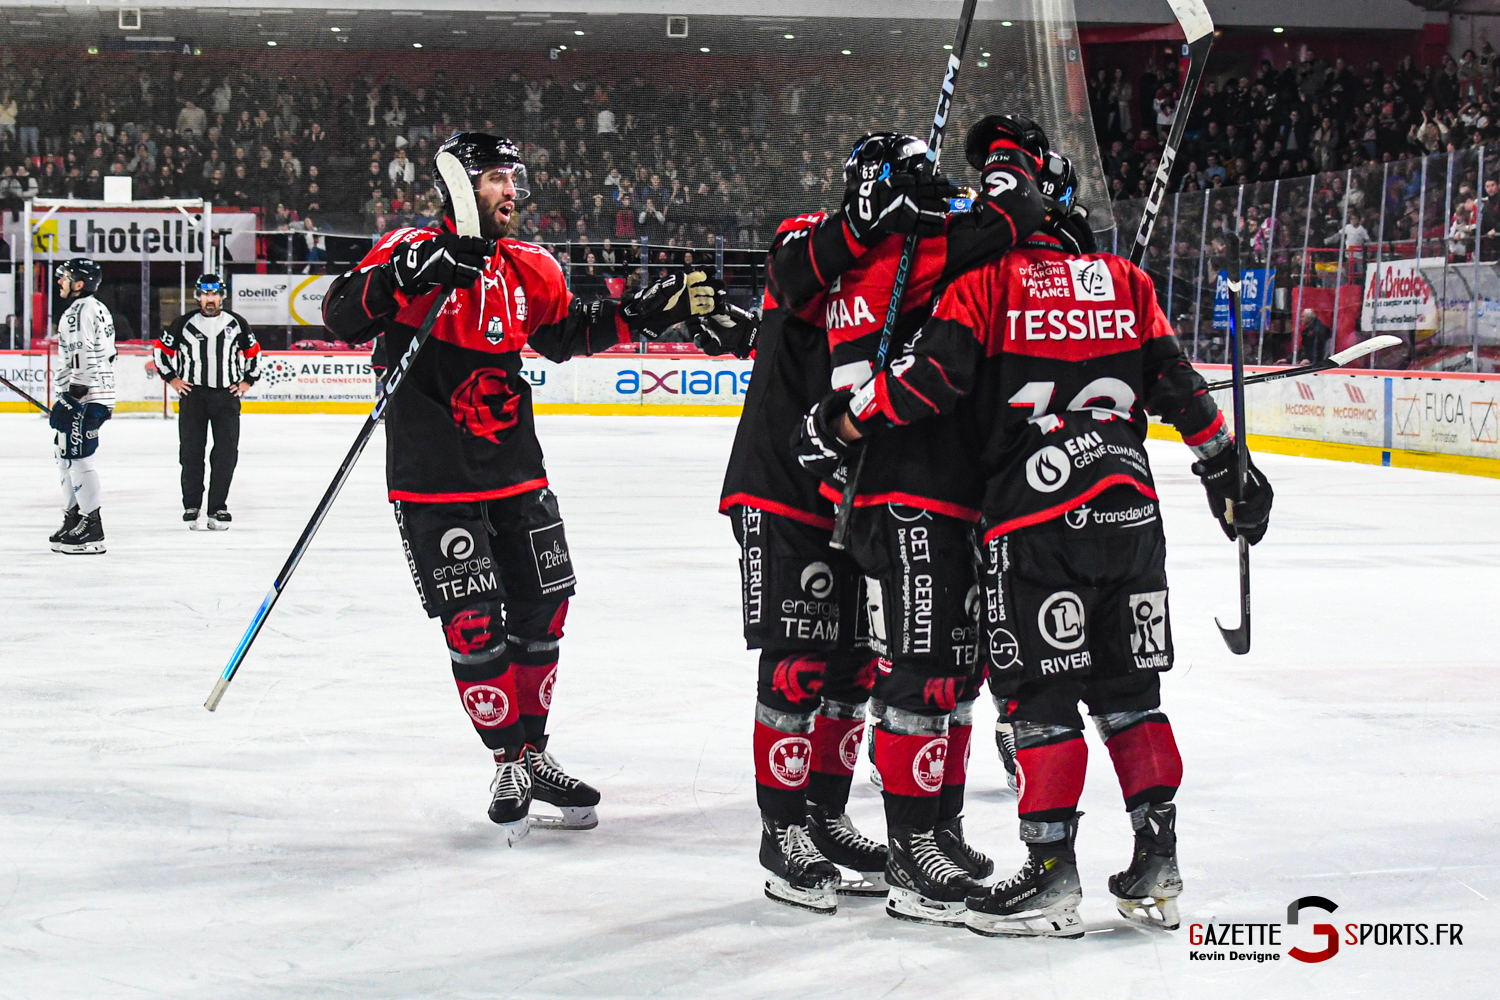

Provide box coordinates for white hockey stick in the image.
[1129,0,1214,267]
[1202,335,1403,392]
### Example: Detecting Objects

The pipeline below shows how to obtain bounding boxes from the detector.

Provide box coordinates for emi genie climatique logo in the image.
[1188,896,1464,964]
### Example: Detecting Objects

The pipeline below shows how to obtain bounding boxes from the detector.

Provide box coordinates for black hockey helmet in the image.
[843,132,931,186]
[964,114,1050,171]
[57,257,103,295]
[1036,151,1079,212]
[194,272,226,297]
[434,132,531,215]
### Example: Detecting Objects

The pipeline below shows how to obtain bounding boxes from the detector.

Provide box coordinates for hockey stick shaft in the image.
[1129,0,1215,267]
[1201,335,1402,392]
[0,371,49,414]
[1215,232,1251,655]
[204,292,447,711]
[830,0,978,551]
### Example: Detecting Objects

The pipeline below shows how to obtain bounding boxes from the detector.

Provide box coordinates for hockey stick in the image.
[1215,230,1251,655]
[206,151,481,711]
[1201,335,1402,392]
[1129,0,1214,267]
[0,371,49,414]
[829,0,979,551]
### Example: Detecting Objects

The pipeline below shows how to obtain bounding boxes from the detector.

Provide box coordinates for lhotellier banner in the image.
[4,211,257,263]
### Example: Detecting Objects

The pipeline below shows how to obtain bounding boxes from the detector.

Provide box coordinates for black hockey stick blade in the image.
[1202,335,1403,392]
[1215,535,1251,654]
[0,371,50,414]
[829,0,978,551]
[206,151,480,711]
[1129,0,1214,266]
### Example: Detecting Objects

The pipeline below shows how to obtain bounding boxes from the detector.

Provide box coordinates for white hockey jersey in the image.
[55,295,117,407]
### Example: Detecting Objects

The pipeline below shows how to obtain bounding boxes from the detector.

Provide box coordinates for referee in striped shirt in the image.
[153,274,261,529]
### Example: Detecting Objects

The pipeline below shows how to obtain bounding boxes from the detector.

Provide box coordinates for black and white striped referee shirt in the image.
[153,309,263,388]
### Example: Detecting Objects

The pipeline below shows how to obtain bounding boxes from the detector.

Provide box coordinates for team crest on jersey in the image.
[485,316,506,344]
[769,736,812,786]
[1068,258,1116,301]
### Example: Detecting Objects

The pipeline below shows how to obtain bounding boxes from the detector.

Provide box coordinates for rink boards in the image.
[4,350,1499,477]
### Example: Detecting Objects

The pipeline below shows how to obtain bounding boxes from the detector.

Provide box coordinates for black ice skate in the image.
[1109,802,1182,931]
[50,507,82,552]
[806,802,888,896]
[760,815,840,915]
[207,508,232,531]
[884,827,983,926]
[184,508,201,529]
[525,736,600,830]
[935,815,994,880]
[58,509,106,555]
[488,746,533,846]
[965,815,1084,939]
[995,718,1019,794]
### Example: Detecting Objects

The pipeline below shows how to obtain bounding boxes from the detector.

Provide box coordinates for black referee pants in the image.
[179,386,240,513]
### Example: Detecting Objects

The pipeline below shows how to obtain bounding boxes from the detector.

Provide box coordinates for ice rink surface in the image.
[1,412,1497,998]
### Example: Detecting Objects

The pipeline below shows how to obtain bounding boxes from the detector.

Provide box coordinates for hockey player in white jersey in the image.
[48,258,116,555]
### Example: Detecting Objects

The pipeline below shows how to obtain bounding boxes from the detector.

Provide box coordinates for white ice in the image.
[1,412,1496,998]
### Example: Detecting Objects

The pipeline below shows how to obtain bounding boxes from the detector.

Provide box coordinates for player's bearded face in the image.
[475,168,521,239]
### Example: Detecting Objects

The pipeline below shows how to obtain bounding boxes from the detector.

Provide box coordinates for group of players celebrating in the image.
[319,118,1273,938]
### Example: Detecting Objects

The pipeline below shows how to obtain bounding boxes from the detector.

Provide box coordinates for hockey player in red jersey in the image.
[788,119,1049,925]
[716,148,955,913]
[815,153,1274,937]
[323,133,718,842]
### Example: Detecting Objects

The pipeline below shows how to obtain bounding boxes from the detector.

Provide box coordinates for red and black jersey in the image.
[719,211,869,527]
[818,203,1046,521]
[849,233,1228,541]
[323,218,632,502]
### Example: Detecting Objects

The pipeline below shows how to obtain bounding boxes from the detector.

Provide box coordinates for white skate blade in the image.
[206,520,230,531]
[528,805,598,831]
[60,541,106,555]
[1115,895,1180,931]
[189,521,206,531]
[884,886,968,926]
[765,876,837,915]
[49,541,63,552]
[835,870,889,898]
[497,818,530,846]
[965,904,1085,939]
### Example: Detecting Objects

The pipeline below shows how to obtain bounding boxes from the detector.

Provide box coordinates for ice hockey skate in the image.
[58,509,106,555]
[760,816,840,915]
[524,736,600,831]
[488,748,533,846]
[995,717,1019,794]
[184,508,202,530]
[935,815,993,880]
[49,508,81,552]
[207,509,233,531]
[805,802,888,897]
[965,815,1084,939]
[1109,802,1182,931]
[884,827,982,926]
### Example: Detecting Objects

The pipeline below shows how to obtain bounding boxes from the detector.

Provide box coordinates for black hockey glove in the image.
[842,172,957,246]
[1050,204,1099,254]
[1193,448,1274,545]
[389,234,495,295]
[620,268,721,338]
[790,390,856,481]
[694,300,759,358]
[973,142,1043,232]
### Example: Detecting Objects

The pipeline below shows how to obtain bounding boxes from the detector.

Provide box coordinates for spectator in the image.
[176,99,207,139]
[1297,309,1332,363]
[388,147,414,187]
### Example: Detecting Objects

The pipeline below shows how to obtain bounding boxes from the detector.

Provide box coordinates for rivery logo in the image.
[1068,258,1115,301]
[1038,591,1086,651]
[825,295,877,331]
[1026,445,1071,493]
[1007,308,1139,341]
